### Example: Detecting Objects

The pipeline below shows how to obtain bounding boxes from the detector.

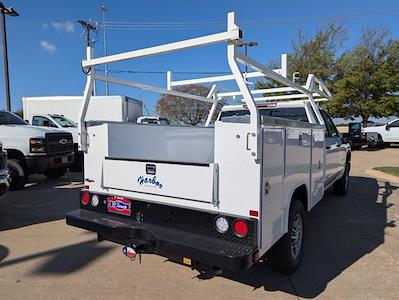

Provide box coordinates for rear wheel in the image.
[7,159,28,190]
[384,142,391,148]
[43,167,67,179]
[333,161,349,196]
[269,200,305,274]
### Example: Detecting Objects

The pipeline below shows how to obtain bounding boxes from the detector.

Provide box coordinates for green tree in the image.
[331,27,399,125]
[156,85,222,126]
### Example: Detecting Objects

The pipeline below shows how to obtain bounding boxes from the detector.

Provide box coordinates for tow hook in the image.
[122,245,142,263]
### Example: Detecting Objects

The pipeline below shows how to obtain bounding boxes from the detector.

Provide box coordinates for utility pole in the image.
[100,5,109,95]
[78,20,96,47]
[238,41,258,74]
[0,2,18,112]
[78,20,97,95]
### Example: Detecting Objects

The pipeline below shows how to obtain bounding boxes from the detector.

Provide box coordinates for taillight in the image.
[81,192,90,205]
[233,220,249,237]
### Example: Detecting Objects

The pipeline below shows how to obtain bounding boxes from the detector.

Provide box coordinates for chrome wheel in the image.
[290,213,303,259]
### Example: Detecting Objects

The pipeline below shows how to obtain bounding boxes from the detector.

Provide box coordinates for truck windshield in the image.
[51,115,77,128]
[0,111,27,125]
[220,107,309,122]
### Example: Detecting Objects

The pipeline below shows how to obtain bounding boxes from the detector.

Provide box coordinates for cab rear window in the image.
[220,107,309,122]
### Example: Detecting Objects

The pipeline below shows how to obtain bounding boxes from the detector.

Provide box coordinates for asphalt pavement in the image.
[0,147,398,299]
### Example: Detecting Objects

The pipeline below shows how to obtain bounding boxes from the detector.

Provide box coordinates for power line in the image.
[96,10,399,31]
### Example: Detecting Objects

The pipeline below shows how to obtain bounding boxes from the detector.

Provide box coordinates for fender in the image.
[282,182,308,233]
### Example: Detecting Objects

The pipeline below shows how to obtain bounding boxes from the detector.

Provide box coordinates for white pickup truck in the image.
[67,12,350,274]
[0,110,74,190]
[363,118,399,146]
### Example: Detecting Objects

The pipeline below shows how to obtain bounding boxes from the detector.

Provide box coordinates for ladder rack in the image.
[78,12,332,160]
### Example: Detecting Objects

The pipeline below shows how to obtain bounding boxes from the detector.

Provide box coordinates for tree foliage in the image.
[256,21,347,90]
[289,21,347,84]
[156,85,222,126]
[256,22,399,124]
[330,27,399,124]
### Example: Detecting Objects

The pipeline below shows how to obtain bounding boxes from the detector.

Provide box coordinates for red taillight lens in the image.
[233,220,249,237]
[81,192,90,205]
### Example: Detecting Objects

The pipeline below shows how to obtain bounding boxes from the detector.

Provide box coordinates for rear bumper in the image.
[66,209,258,271]
[26,152,74,174]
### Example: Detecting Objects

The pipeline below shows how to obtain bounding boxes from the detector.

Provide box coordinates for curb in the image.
[365,169,399,184]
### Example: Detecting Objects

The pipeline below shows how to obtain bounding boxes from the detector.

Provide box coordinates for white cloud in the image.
[40,40,56,53]
[51,21,74,33]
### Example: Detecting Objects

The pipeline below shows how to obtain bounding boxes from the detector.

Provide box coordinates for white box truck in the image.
[23,95,143,124]
[23,96,143,171]
[67,12,351,275]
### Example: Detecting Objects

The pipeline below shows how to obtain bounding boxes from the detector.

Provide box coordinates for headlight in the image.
[30,138,46,153]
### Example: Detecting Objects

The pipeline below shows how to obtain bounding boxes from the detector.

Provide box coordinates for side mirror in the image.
[43,120,50,127]
[340,132,349,144]
[386,124,390,131]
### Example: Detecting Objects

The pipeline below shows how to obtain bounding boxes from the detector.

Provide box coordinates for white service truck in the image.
[363,118,399,146]
[23,96,143,171]
[67,12,350,274]
[0,110,74,190]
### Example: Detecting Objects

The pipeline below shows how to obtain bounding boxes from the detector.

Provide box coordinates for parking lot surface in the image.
[0,147,398,299]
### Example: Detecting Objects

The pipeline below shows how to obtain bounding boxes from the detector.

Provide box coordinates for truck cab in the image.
[28,114,78,142]
[0,111,74,190]
[28,114,81,171]
[219,101,349,188]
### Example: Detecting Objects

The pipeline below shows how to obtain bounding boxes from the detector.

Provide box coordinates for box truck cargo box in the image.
[23,95,143,124]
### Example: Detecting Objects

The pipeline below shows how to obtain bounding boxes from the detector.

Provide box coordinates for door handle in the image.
[246,133,251,150]
[298,133,303,145]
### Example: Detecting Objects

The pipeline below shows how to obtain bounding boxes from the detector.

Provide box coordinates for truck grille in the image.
[45,133,74,155]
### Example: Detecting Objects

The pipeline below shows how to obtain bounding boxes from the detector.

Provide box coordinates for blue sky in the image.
[3,0,399,114]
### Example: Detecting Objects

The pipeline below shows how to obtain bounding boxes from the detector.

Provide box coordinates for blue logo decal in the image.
[137,175,163,189]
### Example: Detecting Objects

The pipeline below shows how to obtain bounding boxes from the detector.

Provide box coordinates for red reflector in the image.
[81,192,90,205]
[233,220,249,237]
[84,185,90,189]
[249,210,259,217]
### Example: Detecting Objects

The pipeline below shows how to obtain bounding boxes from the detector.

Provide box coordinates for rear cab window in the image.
[220,107,309,122]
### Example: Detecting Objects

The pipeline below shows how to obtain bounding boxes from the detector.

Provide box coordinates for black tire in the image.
[333,161,350,196]
[69,159,83,172]
[7,159,28,190]
[43,167,67,179]
[269,200,305,274]
[384,142,391,148]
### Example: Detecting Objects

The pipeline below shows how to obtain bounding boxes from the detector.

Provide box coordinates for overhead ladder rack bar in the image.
[82,30,241,68]
[94,74,217,104]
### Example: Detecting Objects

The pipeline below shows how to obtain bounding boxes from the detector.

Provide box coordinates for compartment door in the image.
[102,158,217,204]
[261,128,285,250]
